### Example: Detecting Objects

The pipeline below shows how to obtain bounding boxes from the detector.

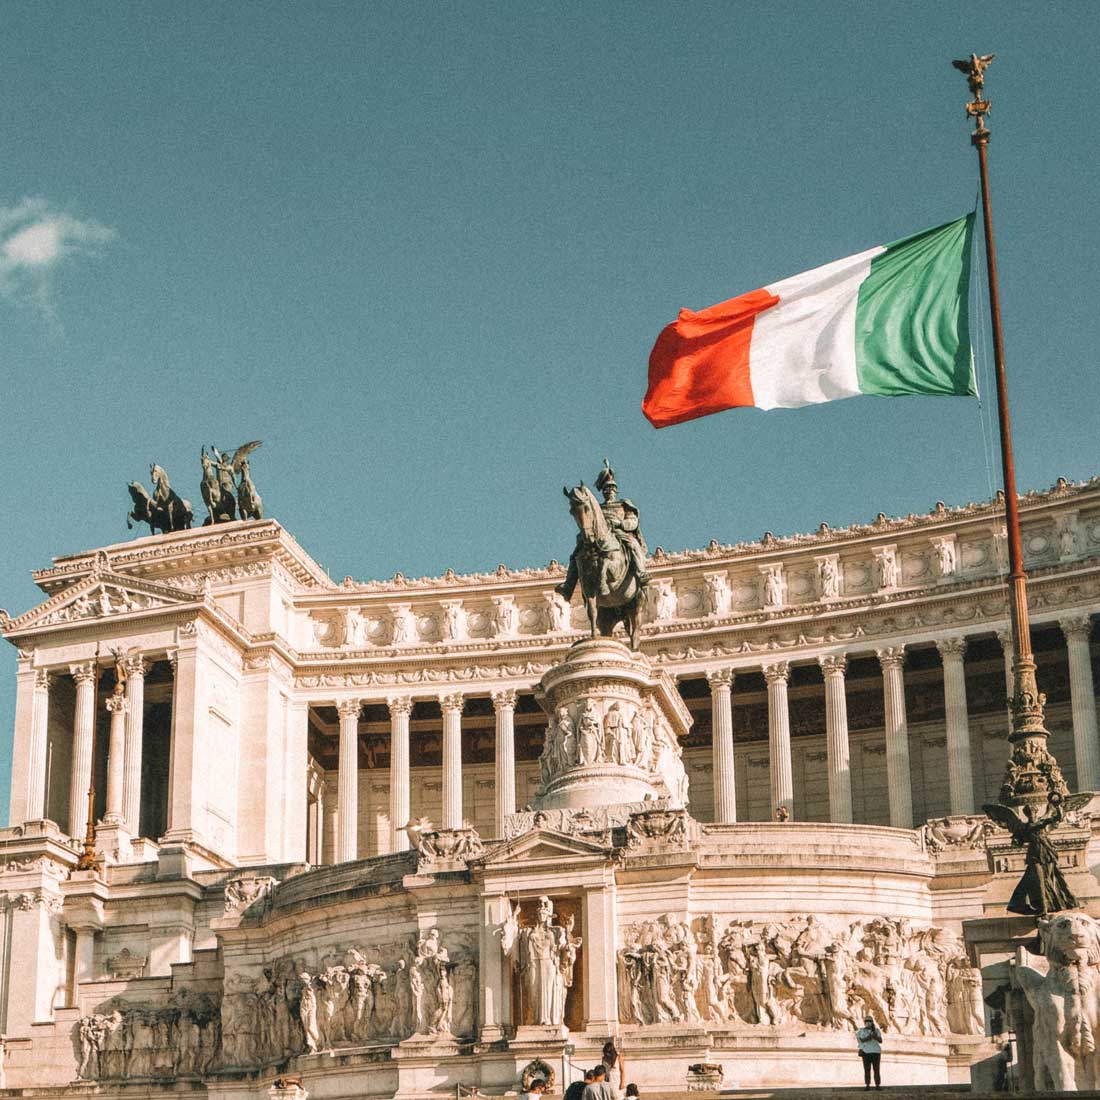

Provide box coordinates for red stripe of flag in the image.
[642,287,780,427]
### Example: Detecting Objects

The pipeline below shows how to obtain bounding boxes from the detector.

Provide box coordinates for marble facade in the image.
[0,476,1098,1095]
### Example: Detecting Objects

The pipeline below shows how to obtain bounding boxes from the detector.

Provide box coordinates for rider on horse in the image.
[557,460,650,600]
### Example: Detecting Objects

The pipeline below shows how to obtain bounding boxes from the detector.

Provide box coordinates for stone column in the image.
[996,627,1015,717]
[763,661,794,819]
[120,656,146,835]
[68,662,97,840]
[336,699,361,863]
[387,696,412,852]
[103,687,128,824]
[440,693,465,829]
[492,690,517,837]
[876,647,913,828]
[937,637,974,815]
[707,670,737,823]
[1061,616,1100,791]
[26,670,50,821]
[819,655,853,824]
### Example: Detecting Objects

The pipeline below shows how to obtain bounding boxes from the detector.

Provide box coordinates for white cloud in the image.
[0,197,115,325]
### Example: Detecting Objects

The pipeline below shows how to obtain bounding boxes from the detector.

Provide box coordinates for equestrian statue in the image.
[126,464,193,535]
[557,459,650,650]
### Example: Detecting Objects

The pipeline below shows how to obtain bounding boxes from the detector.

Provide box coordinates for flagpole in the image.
[955,54,1067,809]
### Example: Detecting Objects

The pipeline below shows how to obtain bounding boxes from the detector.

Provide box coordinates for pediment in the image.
[2,566,197,636]
[479,827,612,868]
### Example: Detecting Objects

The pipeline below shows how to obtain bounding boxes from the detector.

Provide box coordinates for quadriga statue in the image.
[1014,911,1100,1091]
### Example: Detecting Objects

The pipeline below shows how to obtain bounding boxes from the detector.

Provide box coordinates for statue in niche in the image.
[577,700,602,766]
[604,703,634,765]
[557,460,648,647]
[984,794,1088,915]
[413,929,454,1035]
[817,557,840,599]
[762,565,784,608]
[545,590,571,632]
[653,579,678,621]
[874,547,899,589]
[933,536,957,577]
[501,896,580,1028]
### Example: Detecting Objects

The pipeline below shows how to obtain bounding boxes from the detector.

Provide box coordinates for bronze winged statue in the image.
[983,792,1091,915]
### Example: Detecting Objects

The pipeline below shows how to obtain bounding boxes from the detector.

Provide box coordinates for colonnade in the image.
[24,655,152,840]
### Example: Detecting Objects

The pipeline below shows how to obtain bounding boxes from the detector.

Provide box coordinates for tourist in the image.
[856,1015,883,1089]
[565,1069,594,1100]
[583,1063,616,1100]
[602,1040,626,1097]
[625,1085,640,1098]
[522,1079,546,1099]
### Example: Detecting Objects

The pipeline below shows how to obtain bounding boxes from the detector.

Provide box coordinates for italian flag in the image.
[642,214,976,427]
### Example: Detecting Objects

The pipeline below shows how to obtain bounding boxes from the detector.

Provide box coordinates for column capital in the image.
[995,626,1014,651]
[935,636,967,661]
[763,661,791,685]
[70,661,98,684]
[439,692,464,714]
[818,653,847,676]
[876,646,906,670]
[386,695,413,717]
[1060,615,1094,642]
[491,689,518,710]
[34,669,51,691]
[706,669,734,690]
[336,698,362,721]
[118,654,148,679]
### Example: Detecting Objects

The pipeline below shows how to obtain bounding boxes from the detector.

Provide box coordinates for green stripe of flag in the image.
[855,213,976,397]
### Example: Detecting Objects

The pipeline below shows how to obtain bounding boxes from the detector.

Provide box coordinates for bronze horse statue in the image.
[127,465,193,535]
[563,483,642,648]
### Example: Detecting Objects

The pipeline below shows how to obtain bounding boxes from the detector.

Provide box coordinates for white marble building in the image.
[0,475,1098,1095]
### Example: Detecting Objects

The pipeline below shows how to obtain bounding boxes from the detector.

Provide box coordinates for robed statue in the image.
[984,792,1091,915]
[557,460,650,649]
[500,896,580,1028]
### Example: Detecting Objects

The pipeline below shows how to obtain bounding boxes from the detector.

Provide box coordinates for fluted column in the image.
[877,647,914,829]
[387,696,412,853]
[763,662,793,819]
[937,637,974,815]
[68,662,97,840]
[336,699,361,862]
[440,693,464,829]
[707,670,737,823]
[1061,616,1099,792]
[103,686,128,824]
[120,655,146,835]
[492,690,517,837]
[819,655,853,824]
[26,670,50,821]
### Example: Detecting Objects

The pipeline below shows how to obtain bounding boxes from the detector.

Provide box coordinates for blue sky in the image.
[2,3,1097,823]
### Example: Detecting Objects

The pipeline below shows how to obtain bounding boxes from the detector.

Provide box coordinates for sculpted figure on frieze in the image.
[617,914,991,1039]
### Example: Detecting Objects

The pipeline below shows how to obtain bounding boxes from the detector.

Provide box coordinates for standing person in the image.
[565,1069,594,1100]
[583,1064,617,1100]
[602,1040,625,1098]
[856,1015,883,1089]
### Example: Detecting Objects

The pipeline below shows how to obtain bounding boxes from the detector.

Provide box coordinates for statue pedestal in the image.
[533,638,693,813]
[513,1023,569,1044]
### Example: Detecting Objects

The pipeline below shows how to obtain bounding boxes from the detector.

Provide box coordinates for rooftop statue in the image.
[126,464,193,535]
[201,441,262,525]
[557,459,649,649]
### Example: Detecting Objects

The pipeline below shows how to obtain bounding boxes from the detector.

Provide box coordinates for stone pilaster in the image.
[582,883,618,1034]
[336,699,361,863]
[706,670,736,823]
[819,655,853,824]
[103,687,128,824]
[387,696,412,852]
[68,662,97,840]
[26,670,50,822]
[492,689,517,838]
[763,661,794,819]
[876,647,913,828]
[440,693,464,830]
[120,655,146,835]
[996,627,1014,717]
[936,637,974,815]
[1061,616,1099,791]
[478,892,512,1041]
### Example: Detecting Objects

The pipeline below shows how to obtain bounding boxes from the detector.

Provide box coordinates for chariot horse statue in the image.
[127,465,193,535]
[557,463,649,649]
